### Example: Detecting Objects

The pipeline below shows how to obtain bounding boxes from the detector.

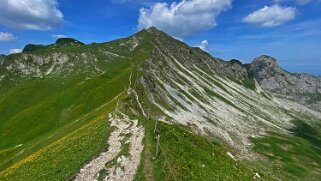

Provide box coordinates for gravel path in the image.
[74,113,144,181]
[104,119,144,181]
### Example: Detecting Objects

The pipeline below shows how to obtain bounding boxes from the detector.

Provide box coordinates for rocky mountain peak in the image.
[145,27,174,40]
[146,26,161,34]
[251,55,279,70]
[250,55,321,112]
[250,55,281,81]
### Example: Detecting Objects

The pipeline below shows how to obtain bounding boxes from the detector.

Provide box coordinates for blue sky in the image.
[0,0,320,75]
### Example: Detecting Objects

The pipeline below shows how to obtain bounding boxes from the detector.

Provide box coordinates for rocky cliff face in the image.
[251,55,321,112]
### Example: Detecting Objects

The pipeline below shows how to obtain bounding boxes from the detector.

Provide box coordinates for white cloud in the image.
[243,5,296,27]
[52,34,68,39]
[138,0,232,37]
[197,40,209,51]
[0,0,63,30]
[0,32,16,41]
[9,49,22,54]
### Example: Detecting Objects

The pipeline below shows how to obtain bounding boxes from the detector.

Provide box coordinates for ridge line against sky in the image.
[0,0,320,75]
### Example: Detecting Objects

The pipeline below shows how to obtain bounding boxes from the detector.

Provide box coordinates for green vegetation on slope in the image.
[0,67,130,180]
[0,110,111,180]
[56,38,84,46]
[22,44,47,53]
[22,38,84,53]
[134,117,260,181]
[251,119,321,180]
[0,58,131,162]
[0,29,155,180]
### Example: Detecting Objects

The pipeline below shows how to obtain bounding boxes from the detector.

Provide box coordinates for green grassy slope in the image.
[0,106,113,180]
[250,119,321,180]
[0,30,154,179]
[134,117,262,181]
[131,114,321,181]
[0,65,130,180]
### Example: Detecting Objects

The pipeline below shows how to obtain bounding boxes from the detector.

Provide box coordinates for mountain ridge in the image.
[3,27,319,78]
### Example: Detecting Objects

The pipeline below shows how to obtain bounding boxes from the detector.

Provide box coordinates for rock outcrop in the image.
[251,55,321,112]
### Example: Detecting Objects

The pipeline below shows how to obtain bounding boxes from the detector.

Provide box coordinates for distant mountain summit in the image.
[22,44,47,53]
[55,38,84,46]
[251,55,280,78]
[251,55,321,111]
[22,38,84,53]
